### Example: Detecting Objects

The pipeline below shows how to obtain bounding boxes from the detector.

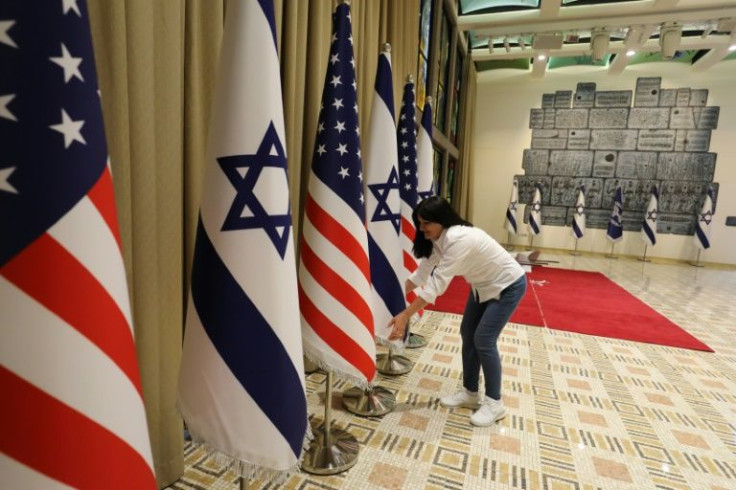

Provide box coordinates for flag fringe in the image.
[303,352,372,389]
[374,336,406,354]
[186,419,314,485]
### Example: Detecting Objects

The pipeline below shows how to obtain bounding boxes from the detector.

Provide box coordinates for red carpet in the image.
[425,268,713,352]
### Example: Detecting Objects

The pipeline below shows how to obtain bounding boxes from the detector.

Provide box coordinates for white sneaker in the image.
[440,389,481,409]
[470,397,507,427]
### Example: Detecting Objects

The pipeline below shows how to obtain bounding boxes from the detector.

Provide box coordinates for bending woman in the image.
[389,196,527,427]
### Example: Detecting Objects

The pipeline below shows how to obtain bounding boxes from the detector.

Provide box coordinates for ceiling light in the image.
[729,44,736,51]
[590,29,610,62]
[626,50,636,57]
[503,37,510,52]
[659,24,682,60]
[537,54,547,61]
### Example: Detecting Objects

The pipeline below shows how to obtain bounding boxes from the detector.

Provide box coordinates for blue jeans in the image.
[459,275,527,400]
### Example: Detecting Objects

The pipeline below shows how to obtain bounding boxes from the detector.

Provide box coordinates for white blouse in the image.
[408,225,525,304]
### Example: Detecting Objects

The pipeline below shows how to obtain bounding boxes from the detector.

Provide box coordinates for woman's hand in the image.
[388,312,408,341]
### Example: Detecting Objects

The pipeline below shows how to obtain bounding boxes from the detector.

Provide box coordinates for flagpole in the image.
[637,244,651,262]
[529,234,535,251]
[570,238,580,256]
[689,248,705,268]
[376,345,413,375]
[302,371,359,474]
[505,230,515,251]
[606,241,618,259]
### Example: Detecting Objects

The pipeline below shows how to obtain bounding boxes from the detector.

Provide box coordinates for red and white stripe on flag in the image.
[1,168,156,488]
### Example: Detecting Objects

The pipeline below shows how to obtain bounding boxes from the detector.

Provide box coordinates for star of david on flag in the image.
[1,1,155,487]
[298,2,376,386]
[641,185,658,246]
[694,185,715,250]
[606,183,624,242]
[177,0,307,480]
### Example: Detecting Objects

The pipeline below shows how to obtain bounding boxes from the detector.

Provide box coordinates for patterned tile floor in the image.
[167,253,736,490]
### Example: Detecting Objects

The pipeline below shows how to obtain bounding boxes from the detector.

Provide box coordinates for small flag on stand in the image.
[606,184,624,242]
[1,1,155,487]
[505,179,518,235]
[397,77,420,311]
[641,185,658,246]
[528,184,543,236]
[177,0,307,480]
[416,97,434,201]
[571,185,586,239]
[694,186,715,250]
[298,2,376,386]
[364,45,404,346]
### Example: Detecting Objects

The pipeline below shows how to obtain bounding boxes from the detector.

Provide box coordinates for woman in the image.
[388,196,527,427]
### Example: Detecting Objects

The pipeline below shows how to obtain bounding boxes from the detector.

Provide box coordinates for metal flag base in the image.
[342,386,396,417]
[688,249,705,268]
[302,371,359,475]
[405,332,427,349]
[376,348,413,375]
[570,238,581,256]
[637,244,651,262]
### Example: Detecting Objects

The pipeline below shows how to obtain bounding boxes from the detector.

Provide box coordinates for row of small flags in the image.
[504,180,715,250]
[1,0,437,487]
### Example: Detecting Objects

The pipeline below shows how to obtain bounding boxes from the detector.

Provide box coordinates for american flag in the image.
[0,1,156,488]
[641,185,658,246]
[505,179,518,235]
[397,77,419,310]
[572,184,586,239]
[365,46,404,346]
[177,0,307,479]
[416,97,434,201]
[606,183,624,242]
[528,184,543,236]
[298,3,375,385]
[694,185,714,250]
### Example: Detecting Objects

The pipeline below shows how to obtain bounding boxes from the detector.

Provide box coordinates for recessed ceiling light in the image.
[537,54,547,61]
[729,44,736,52]
[626,50,636,57]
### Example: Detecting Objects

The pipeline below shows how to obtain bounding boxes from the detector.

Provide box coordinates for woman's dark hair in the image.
[412,196,472,258]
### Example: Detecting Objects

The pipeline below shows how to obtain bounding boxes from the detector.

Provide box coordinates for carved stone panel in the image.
[658,89,677,107]
[659,181,718,215]
[682,130,711,152]
[634,77,661,107]
[593,151,617,178]
[657,153,716,182]
[542,94,555,109]
[573,91,595,108]
[658,214,696,235]
[670,107,696,129]
[628,108,670,129]
[543,109,556,129]
[595,91,633,107]
[676,88,691,106]
[577,82,596,93]
[589,108,629,128]
[690,89,708,106]
[529,109,545,129]
[555,109,589,128]
[550,176,603,207]
[532,136,568,149]
[590,130,638,150]
[522,149,550,176]
[695,107,719,129]
[555,90,573,108]
[549,150,594,176]
[524,205,568,226]
[637,129,676,151]
[616,151,658,179]
[516,176,552,204]
[567,129,591,150]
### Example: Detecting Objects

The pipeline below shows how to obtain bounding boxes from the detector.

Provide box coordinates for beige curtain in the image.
[87,0,421,487]
[455,61,477,218]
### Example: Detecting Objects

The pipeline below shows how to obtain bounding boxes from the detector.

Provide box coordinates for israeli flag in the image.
[641,185,658,246]
[606,184,624,242]
[694,186,715,250]
[505,179,518,234]
[571,184,586,239]
[177,0,306,480]
[364,46,405,347]
[528,184,542,236]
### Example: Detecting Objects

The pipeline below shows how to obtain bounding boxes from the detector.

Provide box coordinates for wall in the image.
[472,61,736,265]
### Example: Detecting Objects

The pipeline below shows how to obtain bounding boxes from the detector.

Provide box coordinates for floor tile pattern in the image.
[167,253,736,489]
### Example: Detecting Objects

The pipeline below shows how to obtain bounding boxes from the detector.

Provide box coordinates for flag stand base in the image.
[302,371,359,475]
[405,332,427,349]
[342,386,396,417]
[376,348,413,375]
